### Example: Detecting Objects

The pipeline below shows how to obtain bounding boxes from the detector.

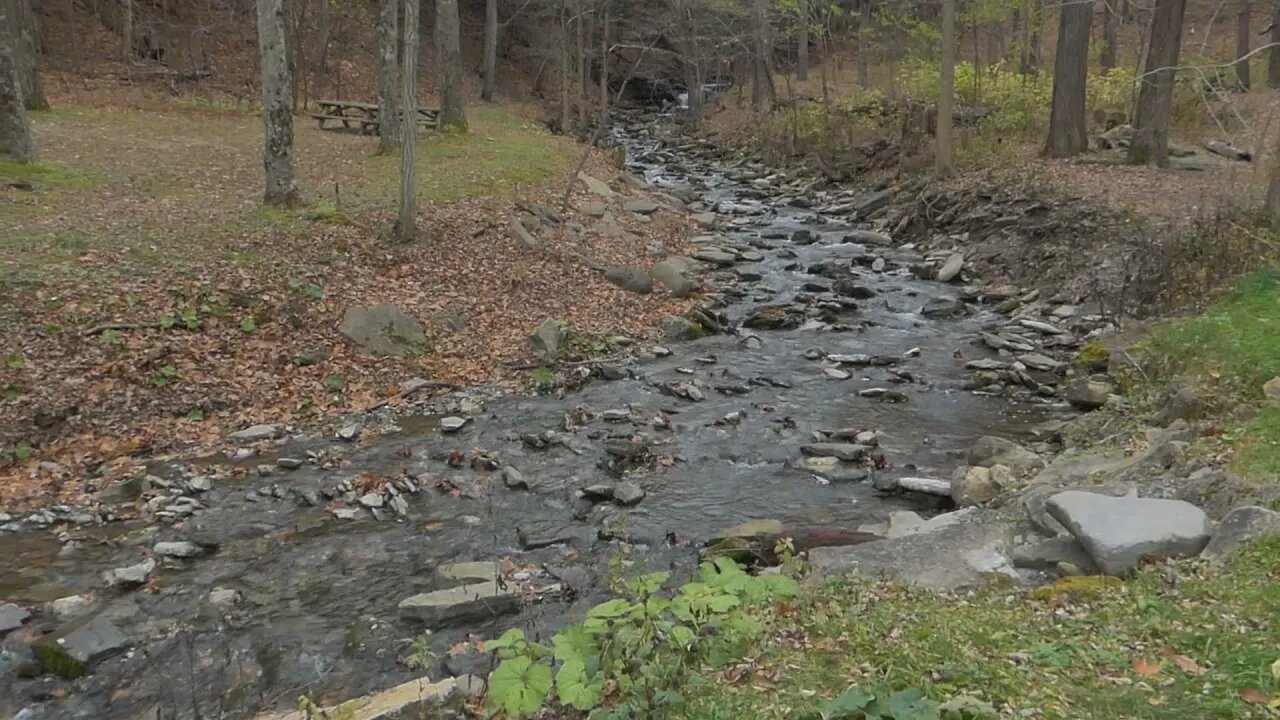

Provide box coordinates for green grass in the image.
[1137,270,1280,482]
[0,159,102,191]
[682,534,1280,719]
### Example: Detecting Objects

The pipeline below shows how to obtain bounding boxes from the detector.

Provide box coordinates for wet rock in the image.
[809,515,1014,591]
[105,558,155,587]
[207,587,241,610]
[937,253,964,282]
[359,493,385,509]
[660,315,702,341]
[99,476,146,503]
[336,423,362,441]
[921,296,966,318]
[897,477,952,496]
[952,466,1000,507]
[613,481,646,506]
[227,424,283,444]
[0,603,29,634]
[605,266,654,294]
[530,319,567,358]
[399,581,522,627]
[843,229,893,246]
[436,561,500,584]
[800,456,869,483]
[709,519,784,545]
[851,188,894,217]
[1018,319,1067,335]
[885,511,926,538]
[703,526,880,565]
[967,436,1043,471]
[824,368,851,380]
[36,616,130,678]
[966,358,1009,371]
[744,305,802,330]
[502,466,528,490]
[1018,353,1063,372]
[50,595,94,621]
[800,443,869,462]
[440,416,470,433]
[624,197,659,214]
[339,304,427,357]
[691,212,717,228]
[332,508,360,520]
[832,279,876,299]
[691,248,736,267]
[517,524,583,550]
[1201,506,1280,563]
[187,476,213,493]
[651,258,699,298]
[1046,491,1210,576]
[871,257,886,272]
[154,541,205,558]
[1065,377,1113,410]
[298,675,463,719]
[791,229,815,244]
[1011,536,1098,573]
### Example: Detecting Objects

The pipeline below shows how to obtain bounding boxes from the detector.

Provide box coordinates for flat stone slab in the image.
[338,304,426,357]
[435,561,500,584]
[809,515,1014,591]
[398,581,521,627]
[154,541,205,558]
[228,424,283,444]
[800,443,870,462]
[1046,491,1210,576]
[0,603,29,634]
[37,616,130,678]
[254,676,459,720]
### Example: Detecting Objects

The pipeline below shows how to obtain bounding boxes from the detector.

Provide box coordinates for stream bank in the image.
[4,112,1262,720]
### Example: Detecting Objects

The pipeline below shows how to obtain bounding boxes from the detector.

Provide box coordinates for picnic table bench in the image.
[311,99,440,135]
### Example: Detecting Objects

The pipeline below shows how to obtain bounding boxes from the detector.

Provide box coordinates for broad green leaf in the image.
[939,694,998,719]
[587,598,635,619]
[555,657,604,710]
[667,624,696,650]
[819,687,876,719]
[552,625,598,665]
[888,688,939,720]
[485,628,526,651]
[488,655,552,717]
[629,571,670,595]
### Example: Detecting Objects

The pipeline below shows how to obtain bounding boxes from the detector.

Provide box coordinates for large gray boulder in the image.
[1066,377,1114,411]
[660,315,701,341]
[530,319,567,358]
[651,258,699,298]
[339,304,426,357]
[1200,506,1280,563]
[808,514,1014,591]
[967,436,1043,472]
[0,603,29,634]
[1046,491,1210,576]
[936,253,964,282]
[37,616,131,678]
[398,581,522,627]
[604,266,653,295]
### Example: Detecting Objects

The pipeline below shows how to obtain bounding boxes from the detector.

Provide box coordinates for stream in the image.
[0,115,1065,719]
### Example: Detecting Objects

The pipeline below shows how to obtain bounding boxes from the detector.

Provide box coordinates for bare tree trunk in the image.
[257,0,300,207]
[122,0,134,60]
[599,1,608,124]
[377,0,400,154]
[1236,0,1251,90]
[1267,161,1280,214]
[797,0,809,81]
[576,0,587,130]
[398,0,419,242]
[1271,0,1280,87]
[559,0,570,131]
[752,0,775,114]
[1129,0,1185,166]
[0,0,34,162]
[436,0,467,131]
[1101,0,1118,70]
[1044,0,1091,157]
[938,0,955,175]
[482,0,497,101]
[9,0,47,110]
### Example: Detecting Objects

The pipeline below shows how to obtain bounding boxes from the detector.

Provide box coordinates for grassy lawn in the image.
[682,535,1280,719]
[1139,270,1280,483]
[0,103,574,289]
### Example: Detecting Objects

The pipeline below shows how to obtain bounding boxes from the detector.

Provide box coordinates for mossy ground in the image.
[682,535,1280,719]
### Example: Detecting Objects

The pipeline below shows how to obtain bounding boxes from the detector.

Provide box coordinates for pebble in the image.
[824,368,851,380]
[154,541,205,558]
[277,457,304,469]
[440,416,470,433]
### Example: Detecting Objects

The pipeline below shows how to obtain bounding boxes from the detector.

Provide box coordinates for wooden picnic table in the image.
[311,99,441,135]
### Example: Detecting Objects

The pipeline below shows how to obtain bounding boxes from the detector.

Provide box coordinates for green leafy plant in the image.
[152,364,178,388]
[240,317,257,333]
[5,354,22,370]
[529,366,557,390]
[100,329,125,345]
[324,374,346,392]
[792,686,996,720]
[486,559,797,718]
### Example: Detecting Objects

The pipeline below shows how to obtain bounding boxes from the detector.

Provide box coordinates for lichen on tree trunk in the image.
[8,0,47,111]
[0,0,36,162]
[1043,0,1091,157]
[437,0,468,132]
[257,0,301,207]
[376,0,400,155]
[1128,0,1186,167]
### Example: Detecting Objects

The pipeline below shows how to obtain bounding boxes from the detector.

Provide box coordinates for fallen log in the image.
[1205,140,1252,162]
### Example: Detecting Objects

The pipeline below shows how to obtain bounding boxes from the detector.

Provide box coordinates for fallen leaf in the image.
[1133,658,1162,677]
[1238,687,1269,704]
[1171,654,1205,677]
[1272,659,1280,682]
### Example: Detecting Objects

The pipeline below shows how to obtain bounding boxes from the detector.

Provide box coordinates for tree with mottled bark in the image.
[398,0,420,242]
[0,0,34,162]
[376,0,400,154]
[482,0,498,101]
[1128,0,1185,166]
[1269,1,1280,87]
[1237,0,1251,90]
[436,0,467,131]
[8,0,47,110]
[797,0,810,81]
[1043,0,1091,157]
[1101,0,1118,70]
[752,0,775,114]
[257,0,301,207]
[937,0,956,175]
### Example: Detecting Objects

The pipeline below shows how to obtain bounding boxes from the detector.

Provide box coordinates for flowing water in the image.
[0,117,1063,719]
